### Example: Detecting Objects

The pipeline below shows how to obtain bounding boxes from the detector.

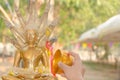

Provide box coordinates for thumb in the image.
[58,62,69,71]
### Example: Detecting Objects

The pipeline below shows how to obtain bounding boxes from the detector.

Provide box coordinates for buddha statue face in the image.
[26,29,37,45]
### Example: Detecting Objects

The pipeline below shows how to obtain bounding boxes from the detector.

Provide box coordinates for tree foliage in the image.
[56,0,120,45]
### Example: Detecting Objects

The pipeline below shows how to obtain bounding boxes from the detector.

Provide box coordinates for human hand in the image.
[58,52,85,80]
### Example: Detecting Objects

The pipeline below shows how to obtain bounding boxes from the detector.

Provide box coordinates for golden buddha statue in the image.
[13,29,49,71]
[0,0,58,80]
[2,29,54,80]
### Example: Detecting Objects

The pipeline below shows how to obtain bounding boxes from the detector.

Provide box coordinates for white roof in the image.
[79,14,120,43]
[79,28,99,42]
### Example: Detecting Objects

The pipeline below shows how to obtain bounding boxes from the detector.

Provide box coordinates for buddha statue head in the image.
[26,29,38,46]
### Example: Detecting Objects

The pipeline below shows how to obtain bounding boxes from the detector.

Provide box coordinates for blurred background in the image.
[0,0,120,80]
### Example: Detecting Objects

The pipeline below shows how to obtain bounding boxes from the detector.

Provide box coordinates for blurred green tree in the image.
[56,0,120,46]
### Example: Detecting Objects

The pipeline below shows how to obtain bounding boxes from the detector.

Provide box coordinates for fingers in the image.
[68,52,81,61]
[68,52,82,65]
[68,52,79,59]
[59,73,66,78]
[58,62,69,71]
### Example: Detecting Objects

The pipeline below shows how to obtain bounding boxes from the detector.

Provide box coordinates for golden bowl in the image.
[51,49,73,75]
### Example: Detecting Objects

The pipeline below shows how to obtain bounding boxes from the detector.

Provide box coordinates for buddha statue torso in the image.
[21,47,42,69]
